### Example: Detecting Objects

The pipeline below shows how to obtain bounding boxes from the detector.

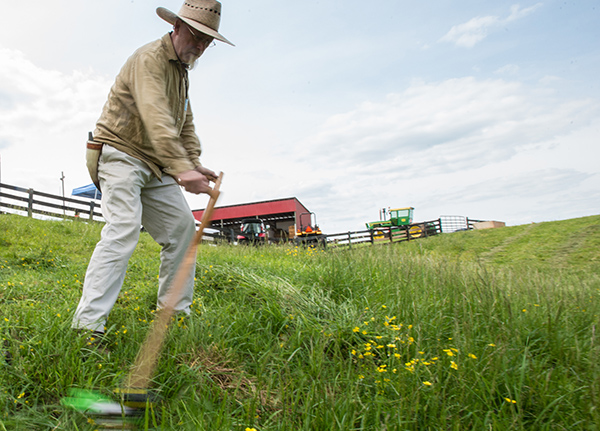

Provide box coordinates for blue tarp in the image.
[72,184,102,200]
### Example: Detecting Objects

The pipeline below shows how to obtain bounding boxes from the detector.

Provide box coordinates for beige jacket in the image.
[94,33,202,180]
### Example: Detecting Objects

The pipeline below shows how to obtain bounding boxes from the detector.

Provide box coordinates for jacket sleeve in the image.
[180,100,203,168]
[130,52,197,176]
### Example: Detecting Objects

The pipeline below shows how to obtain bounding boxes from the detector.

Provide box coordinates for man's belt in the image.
[87,142,103,150]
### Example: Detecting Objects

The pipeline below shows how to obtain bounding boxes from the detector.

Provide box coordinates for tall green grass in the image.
[1,214,599,430]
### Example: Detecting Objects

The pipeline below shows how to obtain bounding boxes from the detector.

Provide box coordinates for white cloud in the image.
[439,3,543,48]
[290,77,599,230]
[439,15,500,48]
[506,3,543,22]
[495,64,520,75]
[299,77,596,170]
[0,46,111,192]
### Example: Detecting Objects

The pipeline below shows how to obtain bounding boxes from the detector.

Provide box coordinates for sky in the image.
[0,0,598,233]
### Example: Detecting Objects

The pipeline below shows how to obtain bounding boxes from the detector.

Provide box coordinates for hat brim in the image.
[156,7,234,46]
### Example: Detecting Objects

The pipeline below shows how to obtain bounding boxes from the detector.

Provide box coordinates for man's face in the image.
[173,21,214,66]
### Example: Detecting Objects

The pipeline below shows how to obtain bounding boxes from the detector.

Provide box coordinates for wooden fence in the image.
[322,219,444,249]
[0,182,224,242]
[0,182,102,221]
[1,182,484,248]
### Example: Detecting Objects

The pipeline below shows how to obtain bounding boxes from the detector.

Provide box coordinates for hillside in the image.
[405,214,600,271]
[2,213,599,271]
[1,213,599,430]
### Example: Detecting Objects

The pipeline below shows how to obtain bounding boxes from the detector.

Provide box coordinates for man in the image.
[72,0,233,338]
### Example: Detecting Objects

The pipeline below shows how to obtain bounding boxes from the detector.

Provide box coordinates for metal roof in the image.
[193,197,311,228]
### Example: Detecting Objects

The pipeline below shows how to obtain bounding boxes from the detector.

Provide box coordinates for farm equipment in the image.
[295,212,326,246]
[366,207,429,239]
[366,207,414,230]
[237,218,267,244]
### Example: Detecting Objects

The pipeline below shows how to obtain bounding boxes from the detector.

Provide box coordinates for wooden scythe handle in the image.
[125,172,223,390]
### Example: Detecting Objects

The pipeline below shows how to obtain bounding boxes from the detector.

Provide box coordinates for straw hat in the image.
[157,0,234,46]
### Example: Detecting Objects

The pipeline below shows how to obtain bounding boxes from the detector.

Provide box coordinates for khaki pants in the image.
[72,145,196,333]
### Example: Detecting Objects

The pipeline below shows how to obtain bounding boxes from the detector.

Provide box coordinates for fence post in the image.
[27,188,34,218]
[89,201,95,222]
[347,232,352,249]
[389,227,393,243]
[370,229,374,245]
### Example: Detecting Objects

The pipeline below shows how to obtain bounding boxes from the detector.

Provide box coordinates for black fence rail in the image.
[1,182,227,242]
[467,218,486,230]
[0,182,103,221]
[323,219,443,249]
[2,182,486,248]
[207,217,483,249]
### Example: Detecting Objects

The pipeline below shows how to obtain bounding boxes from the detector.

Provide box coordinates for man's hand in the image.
[194,165,218,182]
[176,170,212,195]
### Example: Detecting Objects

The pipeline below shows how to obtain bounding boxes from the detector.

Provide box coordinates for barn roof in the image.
[193,197,311,228]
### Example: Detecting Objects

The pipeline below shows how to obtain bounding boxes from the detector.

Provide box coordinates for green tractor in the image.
[366,207,414,230]
[366,207,428,239]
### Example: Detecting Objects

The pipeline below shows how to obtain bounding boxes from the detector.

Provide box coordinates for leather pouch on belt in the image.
[85,131,103,191]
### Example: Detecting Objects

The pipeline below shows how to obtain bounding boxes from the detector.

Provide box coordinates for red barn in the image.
[192,197,313,242]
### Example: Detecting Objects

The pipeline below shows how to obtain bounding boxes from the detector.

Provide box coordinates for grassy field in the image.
[1,213,599,430]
